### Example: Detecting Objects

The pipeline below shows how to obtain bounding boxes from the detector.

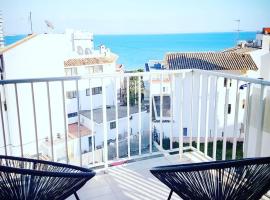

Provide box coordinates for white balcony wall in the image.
[3,82,66,157]
[247,86,270,157]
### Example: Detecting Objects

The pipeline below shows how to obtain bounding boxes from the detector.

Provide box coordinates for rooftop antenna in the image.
[234,19,241,45]
[29,12,33,34]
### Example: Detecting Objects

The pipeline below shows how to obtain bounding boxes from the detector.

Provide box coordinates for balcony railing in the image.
[0,69,269,168]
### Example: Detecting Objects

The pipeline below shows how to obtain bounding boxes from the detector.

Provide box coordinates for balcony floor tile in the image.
[67,153,195,200]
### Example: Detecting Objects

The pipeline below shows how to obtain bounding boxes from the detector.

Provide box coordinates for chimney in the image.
[0,11,4,48]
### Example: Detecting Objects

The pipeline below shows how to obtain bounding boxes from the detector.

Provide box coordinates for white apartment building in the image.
[0,30,122,162]
[145,30,270,146]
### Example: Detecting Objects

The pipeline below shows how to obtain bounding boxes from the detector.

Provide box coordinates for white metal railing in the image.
[0,69,269,168]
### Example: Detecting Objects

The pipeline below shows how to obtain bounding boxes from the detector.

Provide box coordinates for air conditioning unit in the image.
[77,46,84,55]
[85,48,92,55]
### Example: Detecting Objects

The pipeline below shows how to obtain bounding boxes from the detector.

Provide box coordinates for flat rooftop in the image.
[81,105,147,124]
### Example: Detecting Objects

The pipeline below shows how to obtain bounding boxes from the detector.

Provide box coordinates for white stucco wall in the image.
[2,34,68,156]
[246,86,270,157]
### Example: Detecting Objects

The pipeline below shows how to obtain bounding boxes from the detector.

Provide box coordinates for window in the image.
[86,88,90,96]
[183,128,188,137]
[153,95,171,118]
[68,112,77,118]
[93,65,103,73]
[242,99,245,109]
[224,78,227,87]
[163,87,166,93]
[85,66,103,74]
[86,87,102,95]
[228,104,231,114]
[65,68,77,76]
[110,121,116,129]
[85,66,93,74]
[92,87,102,95]
[66,91,77,99]
[88,136,95,152]
[224,78,232,87]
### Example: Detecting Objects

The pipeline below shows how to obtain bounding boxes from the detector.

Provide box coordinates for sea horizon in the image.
[4,31,257,71]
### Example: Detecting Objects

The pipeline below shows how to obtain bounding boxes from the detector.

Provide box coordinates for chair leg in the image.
[167,190,173,200]
[74,192,80,200]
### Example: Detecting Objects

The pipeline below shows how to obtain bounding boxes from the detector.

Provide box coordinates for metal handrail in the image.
[0,69,269,86]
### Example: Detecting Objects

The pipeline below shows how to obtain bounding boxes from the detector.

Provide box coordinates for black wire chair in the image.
[0,155,96,200]
[150,157,270,200]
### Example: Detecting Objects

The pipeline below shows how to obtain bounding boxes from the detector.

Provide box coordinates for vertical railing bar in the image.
[138,75,142,155]
[134,77,137,105]
[0,85,7,156]
[114,77,119,159]
[46,81,54,161]
[169,74,174,150]
[189,71,194,147]
[255,85,266,156]
[160,73,163,148]
[232,80,240,159]
[127,77,130,158]
[61,81,69,164]
[31,82,39,160]
[179,73,184,158]
[75,80,82,166]
[149,74,152,153]
[204,75,210,157]
[212,76,219,160]
[243,84,251,158]
[197,74,203,151]
[89,79,95,165]
[14,83,23,157]
[102,78,108,169]
[222,79,230,160]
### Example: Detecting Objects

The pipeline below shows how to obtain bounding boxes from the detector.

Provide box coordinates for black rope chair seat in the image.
[0,155,95,200]
[150,157,270,200]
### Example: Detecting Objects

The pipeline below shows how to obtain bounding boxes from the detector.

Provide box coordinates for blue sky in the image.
[1,0,270,35]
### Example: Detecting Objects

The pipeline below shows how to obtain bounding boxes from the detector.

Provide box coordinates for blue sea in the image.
[5,32,256,71]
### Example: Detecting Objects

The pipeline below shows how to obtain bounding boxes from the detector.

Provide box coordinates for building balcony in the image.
[0,69,270,199]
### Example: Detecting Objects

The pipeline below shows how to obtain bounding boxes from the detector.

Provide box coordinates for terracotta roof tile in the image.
[68,123,92,139]
[64,54,118,67]
[164,52,258,71]
[222,46,259,54]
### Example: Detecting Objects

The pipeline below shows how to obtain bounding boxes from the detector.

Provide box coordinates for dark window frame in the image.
[68,112,78,118]
[110,121,116,129]
[183,128,188,137]
[228,104,232,114]
[92,87,102,95]
[66,91,77,99]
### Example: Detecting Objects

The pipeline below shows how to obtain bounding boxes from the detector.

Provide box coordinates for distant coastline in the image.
[4,32,257,71]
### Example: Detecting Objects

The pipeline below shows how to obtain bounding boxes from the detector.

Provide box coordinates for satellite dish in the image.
[45,20,54,30]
